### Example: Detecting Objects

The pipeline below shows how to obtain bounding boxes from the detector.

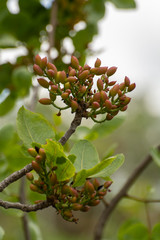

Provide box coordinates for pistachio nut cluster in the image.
[33,55,136,123]
[27,146,112,223]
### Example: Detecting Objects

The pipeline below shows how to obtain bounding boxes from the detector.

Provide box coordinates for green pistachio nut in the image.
[28,148,37,157]
[39,98,52,105]
[26,172,34,181]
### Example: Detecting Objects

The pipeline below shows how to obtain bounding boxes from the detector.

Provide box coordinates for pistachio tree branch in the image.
[0,199,52,212]
[59,111,82,145]
[94,145,160,240]
[0,163,33,192]
[125,194,160,203]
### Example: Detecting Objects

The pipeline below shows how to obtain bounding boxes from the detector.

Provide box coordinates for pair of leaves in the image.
[16,107,124,185]
[70,140,124,186]
[118,219,160,240]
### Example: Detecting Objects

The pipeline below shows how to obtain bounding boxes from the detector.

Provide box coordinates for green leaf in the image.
[0,125,15,151]
[68,154,76,164]
[0,33,17,48]
[0,93,16,116]
[150,148,160,168]
[70,140,100,172]
[107,0,136,9]
[0,226,5,240]
[17,106,55,148]
[73,169,87,187]
[85,116,125,140]
[118,220,149,240]
[151,223,160,240]
[90,154,124,179]
[42,140,75,181]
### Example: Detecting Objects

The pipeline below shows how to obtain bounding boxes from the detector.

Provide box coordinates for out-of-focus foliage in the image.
[0,0,136,116]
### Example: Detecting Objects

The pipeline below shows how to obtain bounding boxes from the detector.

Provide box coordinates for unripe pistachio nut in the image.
[97,79,104,91]
[124,76,130,86]
[39,98,52,105]
[28,148,37,157]
[71,56,79,69]
[26,172,34,181]
[107,66,117,77]
[94,58,101,67]
[128,83,136,92]
[33,64,43,76]
[78,70,89,80]
[92,101,100,109]
[56,71,66,84]
[37,78,49,88]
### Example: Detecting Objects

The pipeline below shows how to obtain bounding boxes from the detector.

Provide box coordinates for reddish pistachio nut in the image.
[78,70,89,80]
[61,92,69,100]
[28,148,37,157]
[92,178,100,190]
[80,206,90,212]
[61,185,71,194]
[104,181,112,188]
[121,105,128,111]
[51,85,58,92]
[70,188,78,197]
[107,66,117,77]
[47,69,56,78]
[72,203,83,211]
[50,173,57,185]
[119,82,126,91]
[79,85,86,94]
[106,113,114,121]
[128,83,136,92]
[83,64,91,70]
[56,71,66,84]
[92,101,100,109]
[63,210,73,218]
[104,100,112,110]
[100,90,108,102]
[35,54,42,66]
[37,78,49,88]
[41,57,47,69]
[93,92,101,102]
[109,84,120,97]
[85,180,95,194]
[65,89,71,94]
[122,96,131,105]
[108,81,117,86]
[30,184,38,192]
[39,148,46,160]
[71,100,79,111]
[39,98,52,105]
[98,190,107,196]
[33,64,43,76]
[49,92,56,101]
[69,68,76,76]
[88,199,100,206]
[26,172,34,181]
[71,56,79,69]
[35,155,43,164]
[124,76,130,86]
[94,58,101,67]
[91,192,96,199]
[97,79,104,91]
[69,196,77,203]
[90,67,108,75]
[32,161,41,173]
[104,76,109,84]
[118,89,123,97]
[47,62,57,74]
[66,76,77,83]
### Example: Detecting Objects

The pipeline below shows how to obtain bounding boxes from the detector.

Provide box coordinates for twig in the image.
[94,145,160,240]
[0,199,51,212]
[19,177,31,240]
[0,164,33,192]
[59,111,82,145]
[125,194,160,203]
